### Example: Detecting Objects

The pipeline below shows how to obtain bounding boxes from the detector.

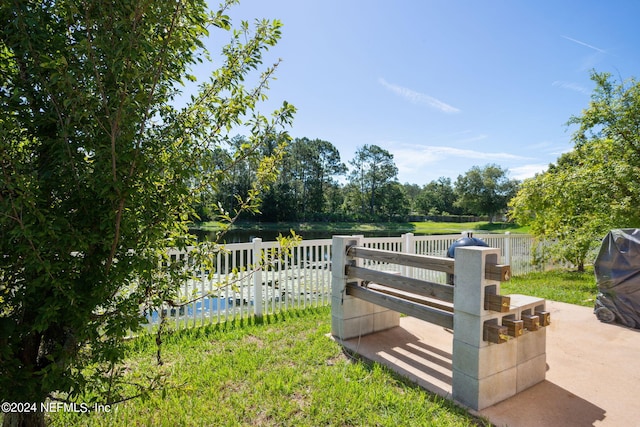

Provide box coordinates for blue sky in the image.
[193,1,640,186]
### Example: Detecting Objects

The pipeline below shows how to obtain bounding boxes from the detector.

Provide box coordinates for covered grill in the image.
[594,229,640,328]
[446,233,489,284]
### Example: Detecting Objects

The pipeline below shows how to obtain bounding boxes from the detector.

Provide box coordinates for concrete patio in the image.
[335,300,640,426]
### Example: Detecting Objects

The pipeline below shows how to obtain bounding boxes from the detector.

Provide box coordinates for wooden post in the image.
[484,292,511,312]
[521,314,540,331]
[502,317,524,337]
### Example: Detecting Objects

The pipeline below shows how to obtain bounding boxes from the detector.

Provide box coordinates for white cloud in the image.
[378,141,552,184]
[386,143,531,182]
[510,164,549,180]
[552,80,590,95]
[444,131,490,144]
[561,35,607,70]
[393,144,528,163]
[561,35,606,54]
[378,78,461,113]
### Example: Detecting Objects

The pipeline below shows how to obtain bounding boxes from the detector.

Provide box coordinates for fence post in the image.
[252,237,263,318]
[402,232,415,278]
[403,232,415,254]
[505,231,511,267]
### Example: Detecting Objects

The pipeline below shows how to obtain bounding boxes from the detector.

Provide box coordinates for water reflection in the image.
[190,228,406,243]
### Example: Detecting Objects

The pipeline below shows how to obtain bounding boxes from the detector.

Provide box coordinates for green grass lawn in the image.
[502,266,597,307]
[45,268,594,427]
[196,220,529,235]
[49,308,490,427]
[410,221,528,235]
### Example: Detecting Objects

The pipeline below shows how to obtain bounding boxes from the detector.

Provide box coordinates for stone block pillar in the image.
[452,246,546,410]
[331,236,400,340]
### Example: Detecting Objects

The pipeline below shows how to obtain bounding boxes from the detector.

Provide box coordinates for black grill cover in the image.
[594,229,640,328]
[446,235,489,258]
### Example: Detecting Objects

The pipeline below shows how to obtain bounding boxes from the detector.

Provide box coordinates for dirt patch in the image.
[326,351,350,366]
[243,334,265,349]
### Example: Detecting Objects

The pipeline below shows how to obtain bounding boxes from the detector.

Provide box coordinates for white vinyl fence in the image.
[149,233,538,330]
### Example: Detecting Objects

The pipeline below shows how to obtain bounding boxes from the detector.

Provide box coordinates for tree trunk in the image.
[2,412,46,427]
[4,327,50,427]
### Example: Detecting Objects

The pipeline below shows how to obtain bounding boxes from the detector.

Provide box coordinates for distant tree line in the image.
[196,136,520,223]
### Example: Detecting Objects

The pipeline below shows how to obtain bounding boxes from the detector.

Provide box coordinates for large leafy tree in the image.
[205,135,268,223]
[510,72,640,270]
[378,181,410,220]
[0,1,294,426]
[289,137,346,220]
[348,144,398,219]
[258,137,346,221]
[454,164,519,221]
[416,177,458,216]
[510,142,621,271]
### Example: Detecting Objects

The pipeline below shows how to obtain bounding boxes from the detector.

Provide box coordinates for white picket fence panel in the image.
[147,233,538,330]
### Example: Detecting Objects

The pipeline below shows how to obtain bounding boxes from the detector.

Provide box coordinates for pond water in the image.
[148,296,252,322]
[191,227,408,243]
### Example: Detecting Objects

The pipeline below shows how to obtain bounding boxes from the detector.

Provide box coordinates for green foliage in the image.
[510,71,640,270]
[454,164,519,221]
[210,136,347,222]
[0,0,294,423]
[378,182,410,220]
[347,144,403,220]
[510,142,614,270]
[263,137,347,222]
[289,137,347,220]
[415,177,460,216]
[205,137,528,223]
